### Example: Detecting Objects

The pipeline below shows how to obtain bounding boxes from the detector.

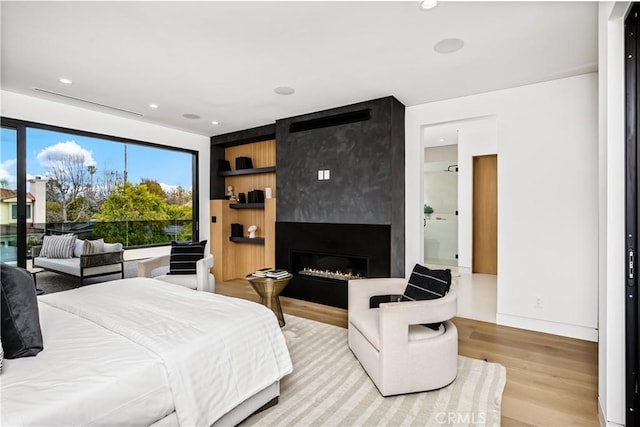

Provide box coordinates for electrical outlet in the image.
[318,170,324,180]
[535,297,543,309]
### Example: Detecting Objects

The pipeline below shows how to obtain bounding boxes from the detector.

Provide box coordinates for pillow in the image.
[401,264,452,330]
[40,234,76,258]
[103,242,123,252]
[73,239,85,257]
[401,264,451,301]
[0,263,43,359]
[168,240,207,275]
[82,238,104,255]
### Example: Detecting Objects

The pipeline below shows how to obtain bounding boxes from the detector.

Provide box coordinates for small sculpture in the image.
[248,225,258,239]
[227,185,236,201]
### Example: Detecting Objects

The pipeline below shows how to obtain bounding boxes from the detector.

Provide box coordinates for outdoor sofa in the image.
[32,236,124,285]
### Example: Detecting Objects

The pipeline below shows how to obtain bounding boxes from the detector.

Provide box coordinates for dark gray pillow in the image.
[0,263,43,359]
[401,264,452,331]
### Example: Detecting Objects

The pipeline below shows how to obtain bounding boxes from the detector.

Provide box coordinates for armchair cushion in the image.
[168,240,207,275]
[401,264,452,330]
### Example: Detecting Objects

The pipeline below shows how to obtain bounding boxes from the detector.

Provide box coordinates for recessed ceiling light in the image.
[59,78,72,84]
[274,86,295,95]
[434,38,464,54]
[182,113,200,120]
[211,121,219,125]
[439,138,445,142]
[149,103,159,109]
[419,0,438,10]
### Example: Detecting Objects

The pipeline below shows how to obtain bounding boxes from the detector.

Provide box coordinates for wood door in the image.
[473,154,497,274]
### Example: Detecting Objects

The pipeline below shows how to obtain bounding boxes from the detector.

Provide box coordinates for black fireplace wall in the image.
[275,96,405,277]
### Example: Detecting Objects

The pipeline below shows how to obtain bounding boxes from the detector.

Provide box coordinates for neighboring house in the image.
[0,177,47,249]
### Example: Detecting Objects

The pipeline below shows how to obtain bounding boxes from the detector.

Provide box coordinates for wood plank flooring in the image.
[217,279,599,426]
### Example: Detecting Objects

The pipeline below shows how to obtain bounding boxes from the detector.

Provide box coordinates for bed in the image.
[1,277,293,426]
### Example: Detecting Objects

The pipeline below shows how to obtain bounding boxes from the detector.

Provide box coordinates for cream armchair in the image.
[137,254,215,293]
[348,277,458,396]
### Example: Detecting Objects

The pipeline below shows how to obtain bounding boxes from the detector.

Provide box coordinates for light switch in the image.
[318,170,324,180]
[324,170,330,180]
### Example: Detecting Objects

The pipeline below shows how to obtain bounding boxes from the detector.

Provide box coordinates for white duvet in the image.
[1,278,293,426]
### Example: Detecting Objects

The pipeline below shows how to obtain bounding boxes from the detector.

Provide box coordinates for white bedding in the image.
[1,278,293,426]
[1,302,174,426]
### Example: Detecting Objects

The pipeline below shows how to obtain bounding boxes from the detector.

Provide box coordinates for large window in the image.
[1,119,198,265]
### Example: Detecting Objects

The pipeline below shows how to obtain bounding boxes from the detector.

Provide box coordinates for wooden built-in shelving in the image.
[210,138,276,281]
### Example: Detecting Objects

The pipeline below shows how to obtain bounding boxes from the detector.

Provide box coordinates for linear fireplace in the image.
[276,222,391,308]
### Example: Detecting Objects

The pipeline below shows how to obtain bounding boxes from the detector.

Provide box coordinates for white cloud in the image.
[160,183,178,193]
[0,159,17,188]
[160,183,193,193]
[36,140,96,167]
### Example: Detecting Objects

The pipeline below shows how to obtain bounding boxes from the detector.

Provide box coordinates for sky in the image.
[0,127,193,192]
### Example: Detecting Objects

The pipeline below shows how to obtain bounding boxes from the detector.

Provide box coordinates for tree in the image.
[42,152,91,222]
[95,182,168,222]
[94,182,172,245]
[139,178,165,199]
[166,186,192,205]
[0,178,9,188]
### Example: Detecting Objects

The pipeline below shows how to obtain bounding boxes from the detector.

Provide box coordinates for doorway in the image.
[422,118,498,324]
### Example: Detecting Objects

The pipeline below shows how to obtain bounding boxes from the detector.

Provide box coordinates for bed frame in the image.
[149,381,280,426]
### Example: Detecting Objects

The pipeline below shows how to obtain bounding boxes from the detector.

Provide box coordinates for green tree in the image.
[139,178,165,199]
[95,182,168,222]
[94,182,171,245]
[45,201,62,223]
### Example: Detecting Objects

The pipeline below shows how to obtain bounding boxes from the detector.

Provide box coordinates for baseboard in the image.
[599,398,625,427]
[496,313,598,342]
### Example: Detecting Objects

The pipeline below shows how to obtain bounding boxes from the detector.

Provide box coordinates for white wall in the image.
[0,90,211,258]
[406,73,599,341]
[598,2,628,425]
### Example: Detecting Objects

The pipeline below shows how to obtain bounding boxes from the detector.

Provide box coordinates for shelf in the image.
[218,166,275,177]
[229,237,265,244]
[229,203,264,209]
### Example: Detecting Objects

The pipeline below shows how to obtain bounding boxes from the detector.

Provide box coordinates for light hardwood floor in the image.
[217,279,599,427]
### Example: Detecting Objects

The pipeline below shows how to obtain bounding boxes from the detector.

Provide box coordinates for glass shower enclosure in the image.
[423,147,458,267]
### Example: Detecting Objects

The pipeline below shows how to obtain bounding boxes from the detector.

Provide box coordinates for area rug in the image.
[242,315,506,427]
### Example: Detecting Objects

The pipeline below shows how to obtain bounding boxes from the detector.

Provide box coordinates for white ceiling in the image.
[0,1,598,137]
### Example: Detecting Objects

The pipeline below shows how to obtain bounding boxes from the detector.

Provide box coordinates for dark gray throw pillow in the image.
[0,263,43,359]
[168,240,207,275]
[401,264,452,330]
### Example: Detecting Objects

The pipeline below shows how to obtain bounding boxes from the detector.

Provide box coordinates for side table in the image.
[27,267,45,295]
[246,275,291,327]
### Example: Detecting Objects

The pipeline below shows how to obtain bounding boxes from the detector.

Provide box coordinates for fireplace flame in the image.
[299,267,364,281]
